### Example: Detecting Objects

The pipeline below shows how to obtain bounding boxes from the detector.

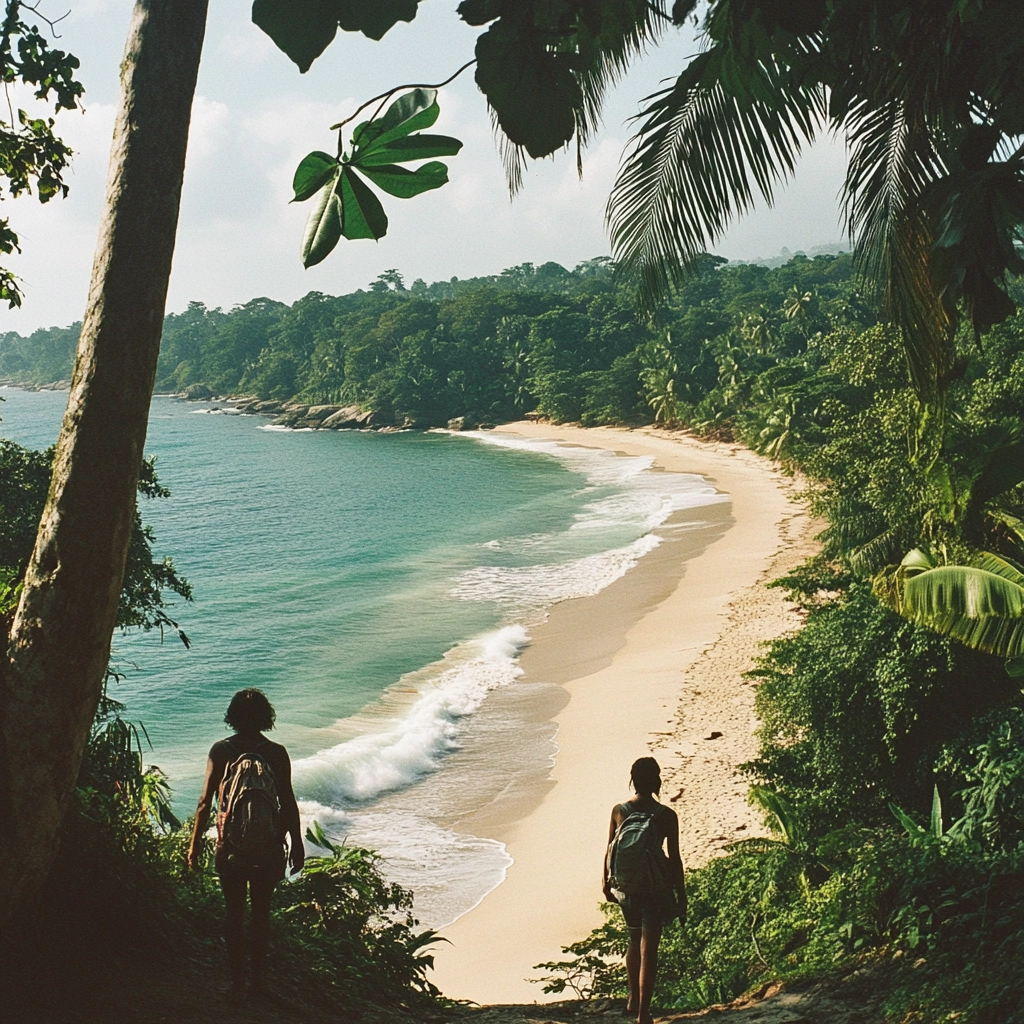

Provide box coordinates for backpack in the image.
[216,743,281,870]
[606,806,670,898]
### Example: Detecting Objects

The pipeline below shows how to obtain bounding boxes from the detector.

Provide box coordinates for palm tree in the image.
[639,340,680,425]
[607,0,1024,401]
[784,288,813,324]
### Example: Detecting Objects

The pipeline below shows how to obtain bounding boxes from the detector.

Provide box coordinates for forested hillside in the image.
[1,254,867,432]
[5,253,1024,1021]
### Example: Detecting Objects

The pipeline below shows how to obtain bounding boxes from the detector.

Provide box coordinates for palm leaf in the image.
[902,558,1024,657]
[487,1,671,194]
[748,785,801,845]
[839,95,951,396]
[848,527,906,574]
[971,551,1024,583]
[570,0,669,156]
[608,43,825,307]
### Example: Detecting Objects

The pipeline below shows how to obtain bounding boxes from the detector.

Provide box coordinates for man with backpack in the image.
[187,688,305,1004]
[604,757,686,1024]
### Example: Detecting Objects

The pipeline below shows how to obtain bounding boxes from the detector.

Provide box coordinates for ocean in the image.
[0,387,725,925]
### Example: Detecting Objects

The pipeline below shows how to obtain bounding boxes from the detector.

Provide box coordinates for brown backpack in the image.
[216,743,281,869]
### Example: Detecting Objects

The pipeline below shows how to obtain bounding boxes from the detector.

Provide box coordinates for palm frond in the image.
[608,43,826,308]
[848,527,906,575]
[572,0,670,155]
[971,551,1024,583]
[491,108,526,196]
[748,784,801,845]
[840,96,951,396]
[490,2,671,195]
[902,559,1024,657]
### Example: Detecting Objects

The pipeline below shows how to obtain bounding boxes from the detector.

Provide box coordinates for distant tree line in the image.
[1,253,871,431]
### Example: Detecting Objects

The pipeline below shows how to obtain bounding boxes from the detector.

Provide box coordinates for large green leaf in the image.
[252,0,339,74]
[339,168,388,240]
[301,171,343,267]
[353,90,440,152]
[337,0,421,41]
[474,17,581,159]
[902,559,1024,658]
[904,562,1024,619]
[253,0,423,71]
[358,161,449,198]
[357,134,463,167]
[292,151,339,202]
[900,547,938,574]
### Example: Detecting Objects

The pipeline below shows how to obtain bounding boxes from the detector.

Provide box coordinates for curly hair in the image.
[224,688,276,733]
[630,756,661,796]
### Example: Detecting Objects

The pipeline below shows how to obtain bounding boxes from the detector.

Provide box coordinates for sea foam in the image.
[451,533,661,610]
[292,625,528,807]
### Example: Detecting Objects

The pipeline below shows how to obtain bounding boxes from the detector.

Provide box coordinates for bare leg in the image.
[219,871,247,999]
[637,920,663,1024]
[248,874,277,994]
[626,928,642,1013]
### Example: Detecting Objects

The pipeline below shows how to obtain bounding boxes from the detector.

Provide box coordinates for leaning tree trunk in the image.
[0,0,208,914]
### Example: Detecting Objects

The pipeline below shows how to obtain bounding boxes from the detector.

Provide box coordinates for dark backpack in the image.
[606,807,669,898]
[216,743,281,870]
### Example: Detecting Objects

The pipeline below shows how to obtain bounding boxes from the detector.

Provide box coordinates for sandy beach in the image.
[430,423,820,1005]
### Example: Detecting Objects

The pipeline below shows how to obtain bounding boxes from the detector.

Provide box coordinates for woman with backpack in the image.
[187,688,305,1004]
[603,756,686,1024]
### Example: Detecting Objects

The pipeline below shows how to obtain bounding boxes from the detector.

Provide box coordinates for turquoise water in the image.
[0,386,725,923]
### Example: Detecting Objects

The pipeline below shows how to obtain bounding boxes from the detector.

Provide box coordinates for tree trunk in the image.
[0,0,208,913]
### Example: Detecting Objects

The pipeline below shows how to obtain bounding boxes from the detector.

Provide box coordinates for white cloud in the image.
[185,96,230,165]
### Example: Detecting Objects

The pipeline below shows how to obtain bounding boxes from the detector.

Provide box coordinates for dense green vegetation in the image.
[0,252,867,432]
[532,269,1024,1022]
[6,252,1024,1020]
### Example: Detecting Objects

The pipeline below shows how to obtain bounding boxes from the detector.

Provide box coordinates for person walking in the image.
[187,688,304,1003]
[603,756,686,1024]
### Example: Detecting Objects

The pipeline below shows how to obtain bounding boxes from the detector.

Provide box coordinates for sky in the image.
[2,0,849,335]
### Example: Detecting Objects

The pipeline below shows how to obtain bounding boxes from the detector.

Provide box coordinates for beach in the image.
[430,423,821,1004]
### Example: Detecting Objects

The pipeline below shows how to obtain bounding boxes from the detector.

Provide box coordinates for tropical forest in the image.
[1,1,1023,1024]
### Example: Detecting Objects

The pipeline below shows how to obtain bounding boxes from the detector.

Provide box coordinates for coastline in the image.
[430,422,821,1005]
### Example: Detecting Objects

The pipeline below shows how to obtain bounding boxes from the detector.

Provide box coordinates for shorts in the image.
[215,844,286,884]
[618,890,676,931]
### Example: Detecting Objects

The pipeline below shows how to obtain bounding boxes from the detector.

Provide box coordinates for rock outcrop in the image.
[320,406,365,429]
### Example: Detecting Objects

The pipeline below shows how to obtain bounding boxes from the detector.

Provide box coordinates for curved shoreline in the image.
[430,423,821,1004]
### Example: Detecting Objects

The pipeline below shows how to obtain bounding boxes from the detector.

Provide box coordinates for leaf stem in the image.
[329,59,477,132]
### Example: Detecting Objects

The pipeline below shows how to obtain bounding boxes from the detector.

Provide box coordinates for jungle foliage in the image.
[0,0,82,308]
